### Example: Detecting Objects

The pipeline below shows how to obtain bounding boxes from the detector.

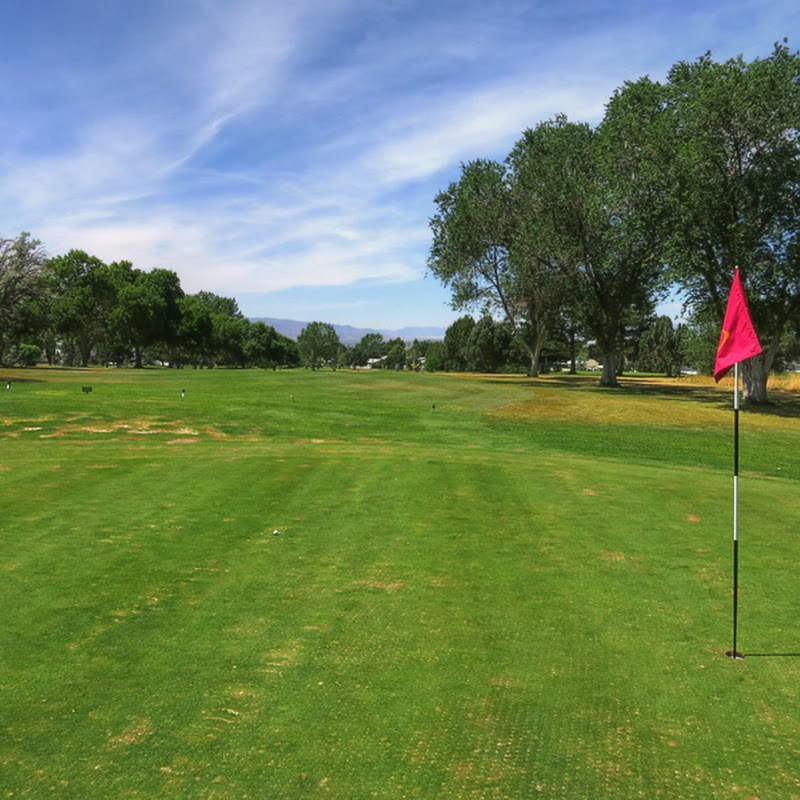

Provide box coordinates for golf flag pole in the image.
[732,361,740,658]
[714,268,761,660]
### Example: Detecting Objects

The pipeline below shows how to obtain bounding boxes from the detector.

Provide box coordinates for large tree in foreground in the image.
[609,42,800,401]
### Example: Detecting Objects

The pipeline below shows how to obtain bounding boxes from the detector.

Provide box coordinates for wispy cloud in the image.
[1,0,797,327]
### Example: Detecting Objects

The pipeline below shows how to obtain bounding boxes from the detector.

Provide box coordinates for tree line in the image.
[428,43,800,402]
[1,225,789,378]
[0,238,438,372]
[0,239,299,369]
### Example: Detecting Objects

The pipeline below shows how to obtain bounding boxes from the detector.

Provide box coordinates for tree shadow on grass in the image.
[477,372,800,417]
[545,374,800,419]
[0,376,46,384]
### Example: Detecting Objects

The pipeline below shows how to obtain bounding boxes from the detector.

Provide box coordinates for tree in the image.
[347,332,386,368]
[507,115,668,386]
[506,119,593,376]
[0,233,47,366]
[46,250,118,366]
[179,291,245,368]
[112,265,184,367]
[681,309,725,376]
[175,293,214,367]
[430,115,666,384]
[612,43,800,402]
[422,340,444,372]
[440,316,476,371]
[214,315,251,367]
[297,322,341,370]
[383,337,407,370]
[273,332,300,368]
[429,159,563,377]
[637,315,684,376]
[466,315,510,373]
[246,322,284,368]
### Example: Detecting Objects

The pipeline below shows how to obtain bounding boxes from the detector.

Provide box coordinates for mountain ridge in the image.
[250,317,446,345]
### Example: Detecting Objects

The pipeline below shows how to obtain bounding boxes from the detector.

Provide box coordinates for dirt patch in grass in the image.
[108,721,153,747]
[352,579,406,592]
[203,426,229,440]
[13,418,217,440]
[261,640,304,673]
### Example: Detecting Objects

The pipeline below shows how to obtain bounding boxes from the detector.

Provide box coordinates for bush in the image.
[12,343,41,367]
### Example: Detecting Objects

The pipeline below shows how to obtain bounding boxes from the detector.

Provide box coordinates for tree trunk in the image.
[519,336,543,377]
[600,350,620,387]
[740,336,778,404]
[134,345,143,369]
[568,328,577,374]
[79,338,92,368]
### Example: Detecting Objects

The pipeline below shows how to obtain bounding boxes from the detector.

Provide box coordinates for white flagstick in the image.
[729,362,743,659]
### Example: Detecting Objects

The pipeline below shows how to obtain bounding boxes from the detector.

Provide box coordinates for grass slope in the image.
[1,368,799,799]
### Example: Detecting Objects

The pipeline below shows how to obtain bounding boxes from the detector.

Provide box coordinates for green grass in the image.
[1,367,799,798]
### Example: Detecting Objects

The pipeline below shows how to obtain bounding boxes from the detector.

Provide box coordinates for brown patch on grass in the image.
[490,373,800,432]
[261,641,303,673]
[602,551,626,561]
[582,488,598,496]
[203,426,229,440]
[489,676,525,689]
[109,721,153,747]
[166,438,199,445]
[111,595,160,619]
[34,419,207,440]
[686,514,701,523]
[353,579,406,592]
[202,708,240,725]
[0,465,8,472]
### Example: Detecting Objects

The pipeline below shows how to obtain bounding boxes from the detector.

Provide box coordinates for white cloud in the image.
[2,0,798,326]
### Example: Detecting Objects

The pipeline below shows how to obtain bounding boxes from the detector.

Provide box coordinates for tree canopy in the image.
[297,322,342,370]
[429,42,800,398]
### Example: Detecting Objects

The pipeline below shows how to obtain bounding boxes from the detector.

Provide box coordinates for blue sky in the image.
[1,1,797,329]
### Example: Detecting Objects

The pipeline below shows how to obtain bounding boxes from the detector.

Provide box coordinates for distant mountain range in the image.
[250,317,446,345]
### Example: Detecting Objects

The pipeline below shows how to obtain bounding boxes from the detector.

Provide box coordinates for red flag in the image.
[714,269,762,382]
